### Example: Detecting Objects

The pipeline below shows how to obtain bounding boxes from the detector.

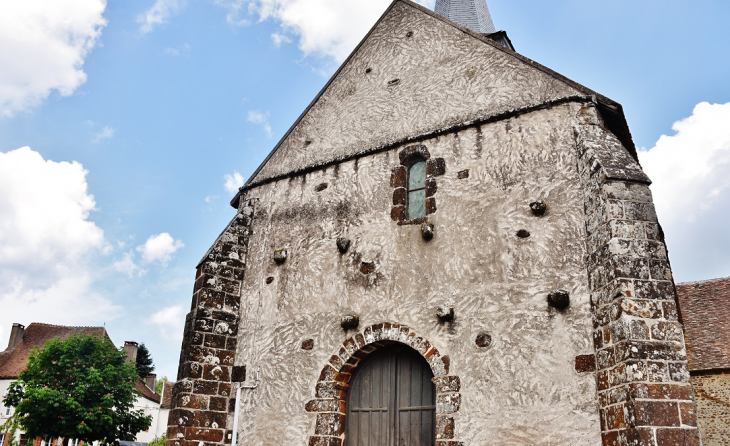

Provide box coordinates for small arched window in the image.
[406,159,426,220]
[390,144,445,223]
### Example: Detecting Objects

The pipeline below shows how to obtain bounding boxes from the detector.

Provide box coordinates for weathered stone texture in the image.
[166,201,255,446]
[575,105,701,445]
[247,1,592,186]
[691,372,730,445]
[231,103,601,445]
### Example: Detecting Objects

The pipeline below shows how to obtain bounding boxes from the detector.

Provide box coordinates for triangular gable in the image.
[242,0,625,193]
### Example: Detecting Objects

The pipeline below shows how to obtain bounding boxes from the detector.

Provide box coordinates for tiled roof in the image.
[161,380,175,408]
[676,277,730,371]
[0,323,107,378]
[135,379,161,404]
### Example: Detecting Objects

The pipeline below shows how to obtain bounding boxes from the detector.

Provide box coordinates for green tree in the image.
[154,376,169,395]
[135,343,155,379]
[148,435,166,446]
[1,333,151,445]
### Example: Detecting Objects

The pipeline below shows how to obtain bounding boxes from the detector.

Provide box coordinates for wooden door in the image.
[345,345,435,446]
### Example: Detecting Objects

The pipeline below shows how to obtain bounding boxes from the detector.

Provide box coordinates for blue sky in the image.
[1,0,729,381]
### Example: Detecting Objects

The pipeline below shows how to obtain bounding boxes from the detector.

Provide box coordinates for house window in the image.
[4,406,10,416]
[406,159,427,220]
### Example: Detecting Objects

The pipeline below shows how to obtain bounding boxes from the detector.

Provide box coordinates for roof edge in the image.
[232,95,595,206]
[235,0,636,207]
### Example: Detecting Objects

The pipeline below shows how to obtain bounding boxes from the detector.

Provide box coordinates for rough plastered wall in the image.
[233,102,600,445]
[692,372,730,445]
[248,0,588,185]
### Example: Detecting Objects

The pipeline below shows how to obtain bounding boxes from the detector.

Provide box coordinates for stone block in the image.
[634,401,680,427]
[390,166,407,188]
[314,413,345,436]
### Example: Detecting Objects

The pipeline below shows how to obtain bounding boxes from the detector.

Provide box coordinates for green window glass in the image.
[407,160,426,220]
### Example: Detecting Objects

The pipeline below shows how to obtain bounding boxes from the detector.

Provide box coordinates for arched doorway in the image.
[345,344,436,446]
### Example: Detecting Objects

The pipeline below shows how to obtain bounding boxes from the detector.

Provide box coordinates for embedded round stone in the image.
[336,237,351,253]
[530,201,547,216]
[274,248,287,264]
[436,305,454,322]
[516,229,530,238]
[301,339,314,350]
[548,290,570,310]
[341,315,359,330]
[475,333,492,348]
[421,222,435,240]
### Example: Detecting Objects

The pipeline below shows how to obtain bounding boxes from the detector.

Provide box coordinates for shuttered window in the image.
[345,345,435,446]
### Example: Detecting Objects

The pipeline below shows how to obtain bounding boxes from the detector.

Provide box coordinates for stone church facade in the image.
[166,1,702,445]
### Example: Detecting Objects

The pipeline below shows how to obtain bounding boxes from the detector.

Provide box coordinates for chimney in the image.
[124,341,139,363]
[145,373,157,391]
[6,323,25,351]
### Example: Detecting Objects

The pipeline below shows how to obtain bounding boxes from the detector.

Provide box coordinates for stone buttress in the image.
[165,199,255,446]
[576,104,702,445]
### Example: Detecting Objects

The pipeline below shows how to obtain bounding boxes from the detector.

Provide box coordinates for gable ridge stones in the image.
[236,0,635,207]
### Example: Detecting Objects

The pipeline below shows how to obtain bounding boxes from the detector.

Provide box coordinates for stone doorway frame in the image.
[306,323,462,446]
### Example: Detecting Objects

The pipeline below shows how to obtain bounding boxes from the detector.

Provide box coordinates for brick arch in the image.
[306,322,462,446]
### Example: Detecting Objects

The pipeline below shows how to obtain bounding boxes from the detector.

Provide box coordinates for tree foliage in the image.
[135,343,154,379]
[148,435,166,446]
[154,376,168,395]
[1,333,151,444]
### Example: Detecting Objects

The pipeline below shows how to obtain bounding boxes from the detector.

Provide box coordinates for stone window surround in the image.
[390,144,446,225]
[306,322,462,446]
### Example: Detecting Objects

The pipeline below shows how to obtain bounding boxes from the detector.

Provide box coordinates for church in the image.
[166,1,703,444]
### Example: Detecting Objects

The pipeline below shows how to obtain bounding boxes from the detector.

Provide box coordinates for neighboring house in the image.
[0,325,165,445]
[124,343,174,441]
[166,1,702,445]
[1,323,107,446]
[676,277,730,446]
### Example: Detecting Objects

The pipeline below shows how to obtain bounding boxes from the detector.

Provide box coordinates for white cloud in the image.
[639,102,730,281]
[137,233,184,266]
[247,110,272,137]
[212,0,251,26]
[0,146,119,344]
[137,0,185,34]
[164,43,191,56]
[113,252,147,278]
[91,125,115,143]
[224,171,245,194]
[271,32,292,47]
[150,305,185,340]
[220,0,433,62]
[0,0,107,116]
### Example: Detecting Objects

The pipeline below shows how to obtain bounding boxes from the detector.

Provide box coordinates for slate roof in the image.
[435,0,496,34]
[676,277,730,372]
[0,323,107,379]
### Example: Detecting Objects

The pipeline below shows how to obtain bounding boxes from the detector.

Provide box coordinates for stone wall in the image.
[230,102,602,445]
[575,105,702,445]
[166,201,254,446]
[247,0,596,186]
[692,372,730,445]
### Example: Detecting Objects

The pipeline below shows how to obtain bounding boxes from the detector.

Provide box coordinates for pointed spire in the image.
[435,0,496,34]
